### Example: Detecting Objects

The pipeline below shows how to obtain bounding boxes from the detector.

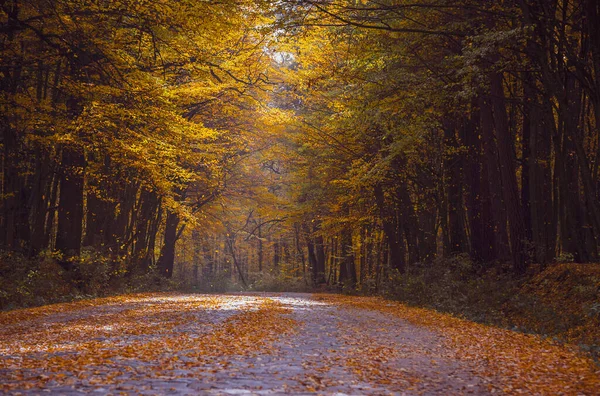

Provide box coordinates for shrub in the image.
[187,269,245,293]
[0,251,73,309]
[126,269,181,293]
[380,255,523,324]
[378,258,600,361]
[248,270,311,292]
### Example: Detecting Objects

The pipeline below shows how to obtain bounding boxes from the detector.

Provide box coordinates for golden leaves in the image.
[318,294,600,395]
[0,294,297,392]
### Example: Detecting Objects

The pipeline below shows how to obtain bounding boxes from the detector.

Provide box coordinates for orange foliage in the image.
[504,264,600,347]
[0,294,296,392]
[317,294,600,395]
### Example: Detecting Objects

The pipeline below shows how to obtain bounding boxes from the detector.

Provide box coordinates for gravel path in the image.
[1,293,496,395]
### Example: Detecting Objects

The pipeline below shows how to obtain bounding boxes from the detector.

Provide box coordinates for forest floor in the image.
[1,293,599,395]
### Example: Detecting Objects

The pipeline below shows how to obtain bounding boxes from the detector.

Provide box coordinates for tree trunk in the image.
[464,109,494,263]
[273,238,280,269]
[530,87,556,264]
[29,151,51,256]
[313,224,327,284]
[157,210,180,278]
[443,119,468,254]
[257,221,263,272]
[479,95,510,262]
[55,146,85,264]
[374,183,405,273]
[338,228,357,287]
[490,72,528,273]
[397,184,420,264]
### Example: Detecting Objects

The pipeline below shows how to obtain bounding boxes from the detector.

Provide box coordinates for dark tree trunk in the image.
[1,125,23,251]
[83,188,105,248]
[132,188,159,271]
[374,183,405,273]
[83,156,116,250]
[29,151,51,256]
[439,169,451,256]
[338,228,357,287]
[418,207,437,262]
[479,95,510,261]
[224,233,247,287]
[490,73,529,273]
[313,224,327,284]
[294,224,307,283]
[397,185,420,264]
[144,199,162,270]
[257,222,263,272]
[202,238,214,278]
[303,222,326,285]
[521,74,534,243]
[464,109,494,263]
[43,172,60,249]
[0,40,24,251]
[157,210,180,278]
[529,87,556,264]
[443,119,468,254]
[106,181,137,256]
[303,222,318,283]
[55,146,85,264]
[273,238,280,268]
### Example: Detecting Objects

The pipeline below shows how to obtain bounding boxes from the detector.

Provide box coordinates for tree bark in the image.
[338,228,357,287]
[490,73,528,272]
[443,119,468,254]
[374,183,406,273]
[55,146,85,264]
[479,95,510,261]
[157,210,180,278]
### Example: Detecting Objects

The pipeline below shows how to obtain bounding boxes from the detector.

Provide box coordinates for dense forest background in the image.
[1,0,600,352]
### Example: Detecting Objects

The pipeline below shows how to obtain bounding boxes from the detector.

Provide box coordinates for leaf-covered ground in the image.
[1,293,598,394]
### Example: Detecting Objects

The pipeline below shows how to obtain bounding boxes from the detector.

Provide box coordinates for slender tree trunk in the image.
[530,88,557,264]
[157,210,180,278]
[490,72,529,272]
[374,183,406,273]
[464,108,494,263]
[273,237,280,269]
[257,221,263,272]
[397,184,420,264]
[132,188,159,271]
[303,222,319,284]
[313,223,327,284]
[479,95,510,261]
[521,73,534,244]
[338,227,357,287]
[55,146,85,264]
[443,119,468,253]
[43,172,60,249]
[29,151,51,256]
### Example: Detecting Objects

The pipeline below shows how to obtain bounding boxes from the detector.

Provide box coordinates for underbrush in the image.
[179,269,245,293]
[247,269,312,293]
[378,255,600,360]
[503,263,600,358]
[178,265,314,293]
[0,250,179,310]
[378,254,523,324]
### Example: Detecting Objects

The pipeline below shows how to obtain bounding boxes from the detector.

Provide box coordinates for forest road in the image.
[1,292,598,395]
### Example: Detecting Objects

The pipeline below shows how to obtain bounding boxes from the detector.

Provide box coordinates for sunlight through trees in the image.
[1,0,600,315]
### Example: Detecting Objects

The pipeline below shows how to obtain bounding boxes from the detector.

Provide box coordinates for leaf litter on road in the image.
[317,294,600,395]
[2,292,599,395]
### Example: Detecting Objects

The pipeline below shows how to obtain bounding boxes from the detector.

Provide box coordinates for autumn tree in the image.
[0,0,274,282]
